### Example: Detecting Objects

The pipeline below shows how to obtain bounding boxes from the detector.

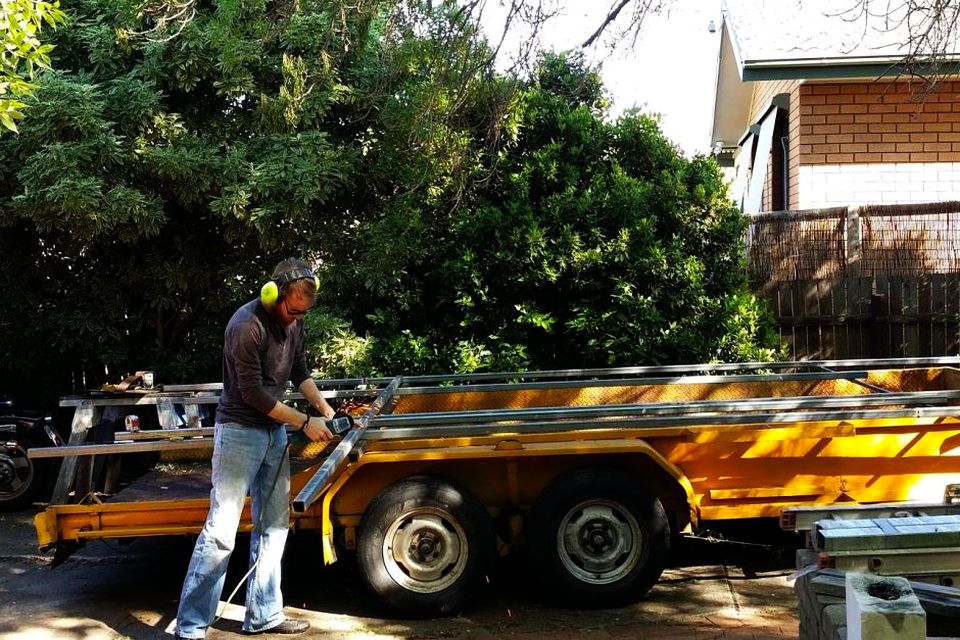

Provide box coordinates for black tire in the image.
[0,430,57,512]
[357,476,496,617]
[527,467,670,607]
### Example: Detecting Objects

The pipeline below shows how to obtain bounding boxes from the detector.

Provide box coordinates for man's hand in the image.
[302,416,333,443]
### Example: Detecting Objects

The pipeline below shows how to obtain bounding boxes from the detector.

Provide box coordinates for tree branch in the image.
[581,0,633,48]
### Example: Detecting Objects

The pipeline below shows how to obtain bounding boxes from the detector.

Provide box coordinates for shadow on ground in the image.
[0,507,800,639]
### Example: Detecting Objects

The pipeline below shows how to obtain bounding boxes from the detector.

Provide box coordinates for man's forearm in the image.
[299,378,334,419]
[262,379,334,428]
[266,401,310,428]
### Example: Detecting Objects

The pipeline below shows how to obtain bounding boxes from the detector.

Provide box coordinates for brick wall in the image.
[799,81,960,165]
[737,79,960,211]
[798,162,960,208]
[789,85,801,209]
[791,80,960,207]
[747,79,802,210]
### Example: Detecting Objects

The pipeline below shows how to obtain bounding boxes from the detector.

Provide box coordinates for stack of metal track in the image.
[28,356,960,512]
[813,514,960,586]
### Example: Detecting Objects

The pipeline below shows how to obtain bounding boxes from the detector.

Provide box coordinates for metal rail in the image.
[362,405,960,441]
[30,386,960,457]
[390,370,881,396]
[111,357,960,394]
[376,389,960,427]
[30,438,215,458]
[58,387,379,408]
[782,500,960,532]
[292,376,402,513]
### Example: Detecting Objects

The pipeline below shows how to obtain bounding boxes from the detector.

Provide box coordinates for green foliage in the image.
[0,3,779,403]
[0,0,66,132]
[0,0,375,401]
[311,52,780,375]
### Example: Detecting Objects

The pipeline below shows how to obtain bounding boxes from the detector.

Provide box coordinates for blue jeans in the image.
[175,423,291,638]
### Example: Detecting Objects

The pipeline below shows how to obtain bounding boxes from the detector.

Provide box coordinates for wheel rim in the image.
[382,506,468,594]
[556,498,643,585]
[0,442,33,501]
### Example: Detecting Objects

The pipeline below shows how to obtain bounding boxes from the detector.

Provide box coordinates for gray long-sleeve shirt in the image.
[215,299,310,428]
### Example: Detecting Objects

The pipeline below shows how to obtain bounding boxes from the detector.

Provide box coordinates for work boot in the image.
[244,618,310,635]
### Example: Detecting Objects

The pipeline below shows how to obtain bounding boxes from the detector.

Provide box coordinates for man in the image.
[175,258,334,639]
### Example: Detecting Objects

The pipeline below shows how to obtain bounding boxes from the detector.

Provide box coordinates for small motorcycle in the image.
[0,394,63,511]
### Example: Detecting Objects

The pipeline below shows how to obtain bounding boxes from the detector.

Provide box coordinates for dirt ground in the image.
[0,509,800,640]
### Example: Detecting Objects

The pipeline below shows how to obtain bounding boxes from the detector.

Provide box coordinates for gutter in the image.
[741,55,960,82]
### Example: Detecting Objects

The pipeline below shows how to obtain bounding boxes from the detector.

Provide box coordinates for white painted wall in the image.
[798,163,960,209]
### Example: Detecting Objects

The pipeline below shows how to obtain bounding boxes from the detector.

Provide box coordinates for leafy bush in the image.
[310,53,781,375]
[0,3,778,403]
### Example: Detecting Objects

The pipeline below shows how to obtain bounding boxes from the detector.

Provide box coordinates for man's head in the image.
[262,257,317,326]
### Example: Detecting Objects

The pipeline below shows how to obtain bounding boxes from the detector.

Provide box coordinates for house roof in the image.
[711,0,960,150]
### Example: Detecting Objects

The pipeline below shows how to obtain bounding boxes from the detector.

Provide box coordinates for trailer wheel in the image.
[357,476,496,616]
[0,431,55,512]
[527,467,670,606]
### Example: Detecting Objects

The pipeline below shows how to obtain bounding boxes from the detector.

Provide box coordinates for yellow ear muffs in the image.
[260,268,318,306]
[260,280,280,305]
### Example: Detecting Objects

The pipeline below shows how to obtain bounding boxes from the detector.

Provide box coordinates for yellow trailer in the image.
[28,358,960,615]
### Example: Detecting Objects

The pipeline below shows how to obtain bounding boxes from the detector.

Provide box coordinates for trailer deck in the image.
[28,357,960,613]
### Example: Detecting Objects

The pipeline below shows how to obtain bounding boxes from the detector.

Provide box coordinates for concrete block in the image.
[845,573,926,640]
[822,603,847,640]
[797,547,818,570]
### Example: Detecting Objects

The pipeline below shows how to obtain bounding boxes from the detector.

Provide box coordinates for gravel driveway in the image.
[0,509,799,639]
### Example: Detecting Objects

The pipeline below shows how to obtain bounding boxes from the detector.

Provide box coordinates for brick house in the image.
[711,0,960,213]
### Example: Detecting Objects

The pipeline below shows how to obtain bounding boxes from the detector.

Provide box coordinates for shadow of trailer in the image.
[29,357,960,615]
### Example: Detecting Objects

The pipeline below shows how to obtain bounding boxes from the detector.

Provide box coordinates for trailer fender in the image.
[313,438,700,564]
[631,440,700,530]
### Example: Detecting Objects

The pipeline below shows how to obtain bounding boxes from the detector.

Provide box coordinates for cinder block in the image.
[845,573,926,640]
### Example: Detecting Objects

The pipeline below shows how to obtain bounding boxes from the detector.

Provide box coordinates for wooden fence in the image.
[747,202,960,360]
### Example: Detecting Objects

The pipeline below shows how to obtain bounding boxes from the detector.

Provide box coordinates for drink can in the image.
[125,414,140,432]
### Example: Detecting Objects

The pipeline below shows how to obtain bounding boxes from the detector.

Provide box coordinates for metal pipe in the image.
[817,365,891,394]
[392,370,875,397]
[30,399,960,455]
[67,357,960,406]
[292,376,402,514]
[363,404,960,441]
[375,388,960,427]
[316,356,958,387]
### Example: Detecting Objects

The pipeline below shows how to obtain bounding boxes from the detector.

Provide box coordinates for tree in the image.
[473,1,960,82]
[838,0,960,84]
[0,0,65,131]
[0,0,519,402]
[0,0,370,400]
[308,53,781,376]
[0,1,779,405]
